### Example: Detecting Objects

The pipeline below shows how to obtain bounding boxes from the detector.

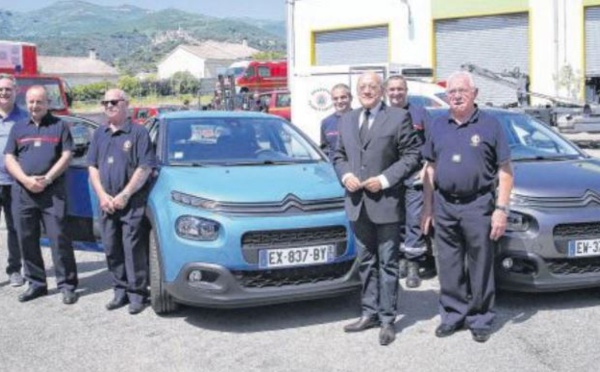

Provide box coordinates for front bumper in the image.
[164,259,361,308]
[496,250,600,292]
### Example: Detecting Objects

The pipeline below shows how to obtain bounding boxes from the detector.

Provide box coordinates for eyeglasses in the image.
[100,99,125,107]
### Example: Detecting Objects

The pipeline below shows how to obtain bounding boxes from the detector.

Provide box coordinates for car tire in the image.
[149,228,179,315]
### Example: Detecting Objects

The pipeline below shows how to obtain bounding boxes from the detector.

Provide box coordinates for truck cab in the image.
[234,60,288,93]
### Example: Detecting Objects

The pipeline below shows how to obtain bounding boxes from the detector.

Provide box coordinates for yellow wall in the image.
[432,0,528,19]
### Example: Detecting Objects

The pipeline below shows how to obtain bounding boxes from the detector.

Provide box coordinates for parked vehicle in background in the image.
[429,107,600,292]
[233,60,287,93]
[258,90,291,120]
[0,40,72,114]
[143,110,359,313]
[226,60,251,78]
[129,105,181,125]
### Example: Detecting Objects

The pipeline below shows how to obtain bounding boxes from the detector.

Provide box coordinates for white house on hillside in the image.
[38,49,119,86]
[157,41,259,80]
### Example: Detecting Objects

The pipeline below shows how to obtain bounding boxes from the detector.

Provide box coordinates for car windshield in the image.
[164,117,324,165]
[496,112,582,161]
[15,77,66,111]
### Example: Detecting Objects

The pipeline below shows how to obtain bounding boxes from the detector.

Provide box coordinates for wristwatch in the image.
[121,192,130,202]
[43,175,53,186]
[495,205,510,214]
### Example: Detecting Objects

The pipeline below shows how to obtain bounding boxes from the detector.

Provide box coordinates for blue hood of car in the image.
[513,158,600,197]
[157,162,344,202]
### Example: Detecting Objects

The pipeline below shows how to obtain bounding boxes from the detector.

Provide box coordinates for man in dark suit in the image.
[333,71,422,346]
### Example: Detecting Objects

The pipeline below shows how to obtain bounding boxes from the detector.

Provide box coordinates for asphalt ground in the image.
[2,124,600,372]
[1,226,600,372]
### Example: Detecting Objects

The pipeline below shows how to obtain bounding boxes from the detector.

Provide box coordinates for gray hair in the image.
[385,75,408,88]
[446,71,477,89]
[0,73,16,87]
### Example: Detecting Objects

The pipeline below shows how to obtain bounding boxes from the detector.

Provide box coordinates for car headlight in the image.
[506,211,531,232]
[172,191,219,210]
[175,216,220,241]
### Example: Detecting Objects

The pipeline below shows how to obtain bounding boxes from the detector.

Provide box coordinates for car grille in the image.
[547,257,600,275]
[172,191,344,215]
[515,191,600,208]
[554,222,600,237]
[241,226,348,263]
[232,260,355,288]
[552,222,600,254]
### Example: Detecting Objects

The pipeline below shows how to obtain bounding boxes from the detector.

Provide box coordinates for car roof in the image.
[159,110,274,120]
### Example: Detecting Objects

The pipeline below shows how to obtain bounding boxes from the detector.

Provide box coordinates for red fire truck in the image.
[232,60,288,93]
[0,40,72,114]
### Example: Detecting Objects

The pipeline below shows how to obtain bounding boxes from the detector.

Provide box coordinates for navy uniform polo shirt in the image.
[3,112,73,180]
[320,112,343,160]
[422,108,510,196]
[87,120,155,197]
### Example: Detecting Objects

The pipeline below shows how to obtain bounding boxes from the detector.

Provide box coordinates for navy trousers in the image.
[12,182,78,290]
[100,196,149,305]
[400,176,428,262]
[351,207,401,325]
[1,185,20,275]
[434,190,496,331]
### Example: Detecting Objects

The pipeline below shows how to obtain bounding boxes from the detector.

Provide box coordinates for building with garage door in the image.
[288,0,600,121]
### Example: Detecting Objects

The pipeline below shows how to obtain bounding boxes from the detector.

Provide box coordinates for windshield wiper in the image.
[512,155,580,162]
[169,161,208,167]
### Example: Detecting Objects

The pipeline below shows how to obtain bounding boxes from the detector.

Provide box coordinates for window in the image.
[276,93,291,108]
[258,66,271,78]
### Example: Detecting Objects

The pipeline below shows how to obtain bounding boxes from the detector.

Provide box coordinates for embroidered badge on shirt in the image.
[470,134,481,147]
[123,140,132,151]
[452,154,461,163]
[34,140,41,147]
[108,156,114,164]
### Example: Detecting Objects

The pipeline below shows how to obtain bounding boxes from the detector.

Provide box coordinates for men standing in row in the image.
[385,75,429,288]
[4,85,78,304]
[421,71,513,343]
[87,89,155,315]
[0,74,27,287]
[320,83,352,160]
[334,72,421,346]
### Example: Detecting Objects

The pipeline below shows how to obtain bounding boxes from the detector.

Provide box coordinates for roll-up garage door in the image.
[314,26,388,66]
[435,13,529,106]
[585,7,600,77]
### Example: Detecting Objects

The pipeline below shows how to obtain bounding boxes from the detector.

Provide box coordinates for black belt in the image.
[437,186,493,205]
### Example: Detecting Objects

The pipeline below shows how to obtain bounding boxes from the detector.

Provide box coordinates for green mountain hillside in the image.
[0,0,285,74]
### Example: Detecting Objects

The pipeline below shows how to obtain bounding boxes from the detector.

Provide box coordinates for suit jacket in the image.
[333,103,422,224]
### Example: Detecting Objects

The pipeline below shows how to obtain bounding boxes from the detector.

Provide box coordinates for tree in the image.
[252,50,286,61]
[169,71,199,95]
[118,75,142,98]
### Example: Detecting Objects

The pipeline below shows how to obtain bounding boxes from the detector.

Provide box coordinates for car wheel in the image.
[149,228,179,315]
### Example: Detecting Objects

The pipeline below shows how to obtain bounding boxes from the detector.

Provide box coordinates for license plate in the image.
[568,238,600,257]
[259,245,335,268]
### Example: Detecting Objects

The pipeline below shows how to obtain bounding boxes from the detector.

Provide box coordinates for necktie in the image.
[359,109,370,144]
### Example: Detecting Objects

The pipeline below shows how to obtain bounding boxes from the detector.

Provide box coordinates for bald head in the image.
[103,88,129,126]
[357,72,384,109]
[26,85,49,123]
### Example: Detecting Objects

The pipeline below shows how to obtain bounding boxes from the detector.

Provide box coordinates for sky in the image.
[0,0,285,20]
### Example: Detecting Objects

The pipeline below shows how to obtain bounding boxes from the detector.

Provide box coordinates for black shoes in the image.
[435,323,462,338]
[106,296,129,311]
[62,289,78,305]
[405,261,422,288]
[398,258,408,279]
[379,324,396,346]
[18,286,48,302]
[128,302,146,315]
[343,316,380,333]
[471,328,492,343]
